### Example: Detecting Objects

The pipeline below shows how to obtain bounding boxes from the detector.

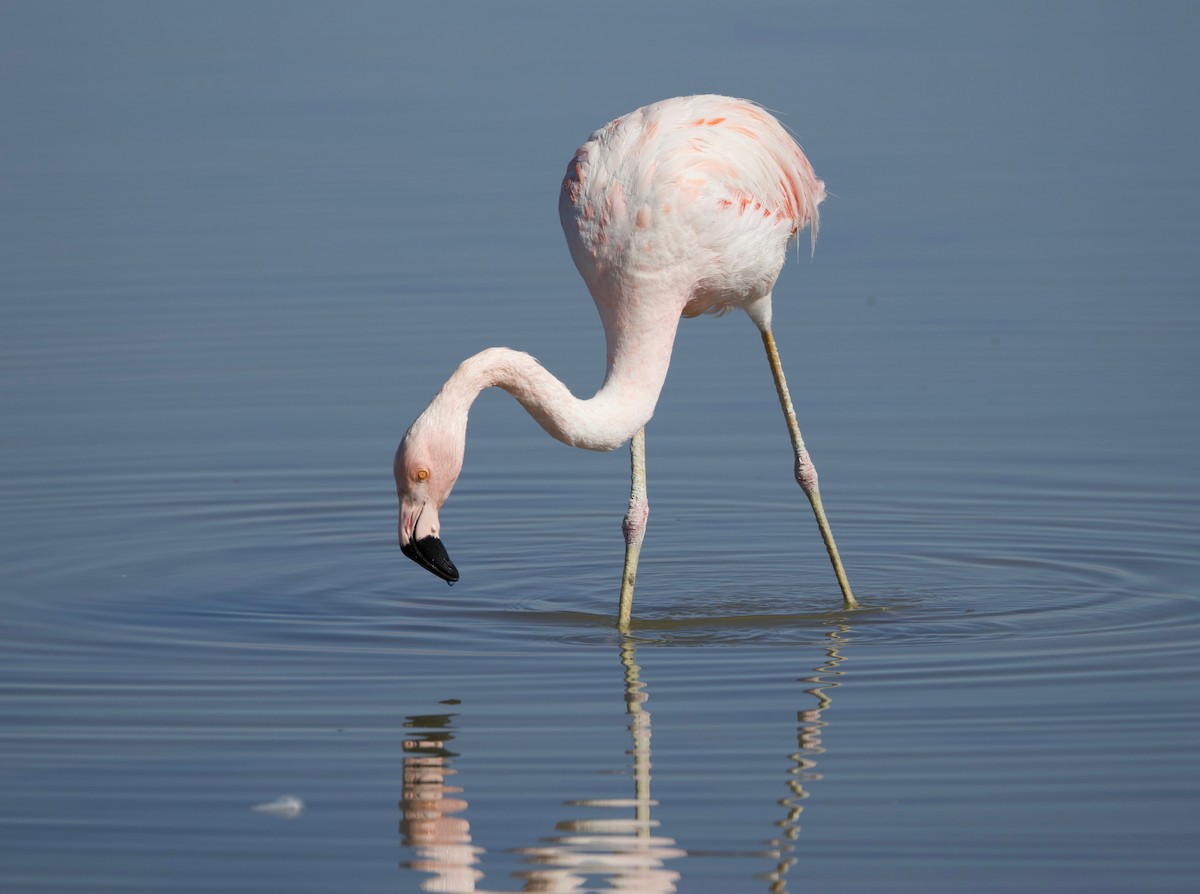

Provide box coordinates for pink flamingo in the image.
[394,95,857,625]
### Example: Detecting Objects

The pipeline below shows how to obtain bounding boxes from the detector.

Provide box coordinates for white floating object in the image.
[251,795,304,818]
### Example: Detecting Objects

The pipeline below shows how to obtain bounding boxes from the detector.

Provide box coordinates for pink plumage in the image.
[394,95,856,617]
[561,95,826,325]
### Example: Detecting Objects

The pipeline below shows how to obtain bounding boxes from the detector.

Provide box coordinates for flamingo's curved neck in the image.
[430,300,682,452]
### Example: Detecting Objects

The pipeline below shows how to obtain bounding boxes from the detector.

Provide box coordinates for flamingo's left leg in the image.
[618,427,648,628]
[760,329,858,609]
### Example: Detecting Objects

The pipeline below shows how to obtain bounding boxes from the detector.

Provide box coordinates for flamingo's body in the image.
[395,95,856,622]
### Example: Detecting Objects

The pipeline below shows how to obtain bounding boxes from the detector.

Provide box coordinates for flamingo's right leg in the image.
[618,427,648,628]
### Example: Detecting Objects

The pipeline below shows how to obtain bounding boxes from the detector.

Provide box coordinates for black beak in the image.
[402,536,459,584]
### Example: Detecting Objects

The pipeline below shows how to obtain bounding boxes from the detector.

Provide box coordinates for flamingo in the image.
[394,94,857,625]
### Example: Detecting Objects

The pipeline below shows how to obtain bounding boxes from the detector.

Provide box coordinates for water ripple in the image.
[4,464,1196,660]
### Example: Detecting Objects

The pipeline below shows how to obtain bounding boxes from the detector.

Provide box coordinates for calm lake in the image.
[2,3,1198,892]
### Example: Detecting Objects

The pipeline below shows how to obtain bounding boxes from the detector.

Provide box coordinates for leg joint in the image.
[622,499,649,544]
[794,448,819,494]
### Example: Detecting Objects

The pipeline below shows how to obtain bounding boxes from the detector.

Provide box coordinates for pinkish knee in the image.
[622,499,649,545]
[794,450,819,494]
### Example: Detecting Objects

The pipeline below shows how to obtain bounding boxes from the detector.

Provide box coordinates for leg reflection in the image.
[765,625,851,892]
[511,641,684,891]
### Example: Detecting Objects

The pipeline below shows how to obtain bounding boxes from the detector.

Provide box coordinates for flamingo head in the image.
[393,414,463,584]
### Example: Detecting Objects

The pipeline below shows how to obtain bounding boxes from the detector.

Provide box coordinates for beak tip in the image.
[401,535,460,584]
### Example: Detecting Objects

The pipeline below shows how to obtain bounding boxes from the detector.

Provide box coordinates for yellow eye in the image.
[415,468,429,482]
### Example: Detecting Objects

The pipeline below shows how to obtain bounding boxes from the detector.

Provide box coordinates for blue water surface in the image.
[2,3,1198,892]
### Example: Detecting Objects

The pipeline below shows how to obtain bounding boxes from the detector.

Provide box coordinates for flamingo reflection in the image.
[399,628,849,892]
[399,712,484,891]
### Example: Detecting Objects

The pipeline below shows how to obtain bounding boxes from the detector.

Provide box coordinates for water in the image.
[3,2,1199,891]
